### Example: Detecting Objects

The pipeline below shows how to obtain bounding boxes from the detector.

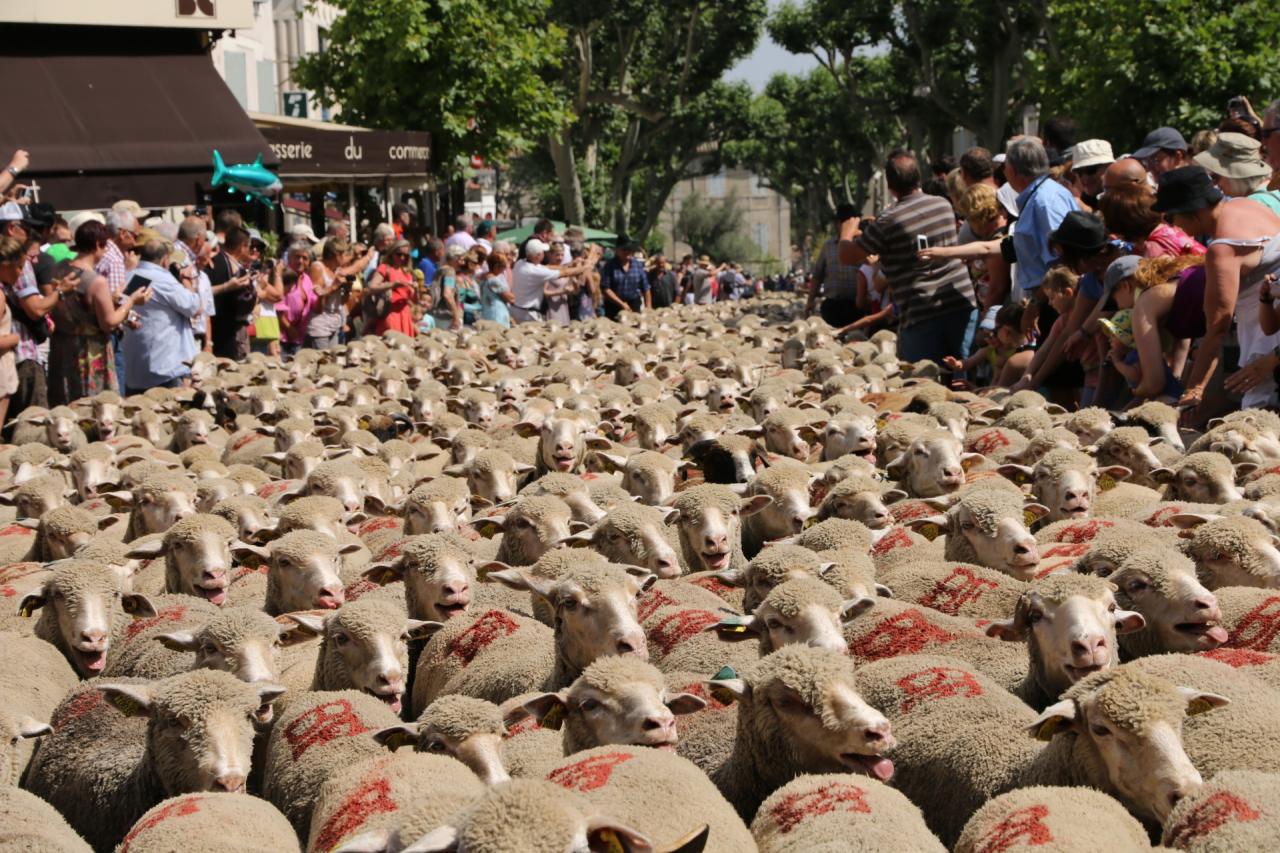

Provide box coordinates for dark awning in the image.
[0,51,276,210]
[254,117,431,179]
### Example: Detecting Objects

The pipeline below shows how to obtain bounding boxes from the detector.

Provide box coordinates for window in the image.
[257,59,277,114]
[752,222,768,256]
[706,169,726,198]
[223,51,248,109]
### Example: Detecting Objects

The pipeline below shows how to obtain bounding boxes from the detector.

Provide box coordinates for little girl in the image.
[943,301,1035,387]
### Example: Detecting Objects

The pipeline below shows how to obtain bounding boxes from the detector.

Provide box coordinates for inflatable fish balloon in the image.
[212,150,282,207]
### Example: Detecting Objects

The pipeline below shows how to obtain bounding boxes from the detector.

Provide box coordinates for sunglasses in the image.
[1073,164,1105,177]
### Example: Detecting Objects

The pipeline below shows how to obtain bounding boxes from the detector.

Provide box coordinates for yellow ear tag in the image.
[718,618,748,634]
[596,829,626,853]
[1098,474,1117,492]
[710,686,738,705]
[108,694,140,716]
[1016,471,1030,485]
[803,516,817,530]
[18,602,34,618]
[358,418,371,430]
[1024,509,1040,528]
[1186,697,1215,716]
[541,704,565,730]
[383,732,410,752]
[380,570,398,585]
[918,523,941,542]
[961,456,975,472]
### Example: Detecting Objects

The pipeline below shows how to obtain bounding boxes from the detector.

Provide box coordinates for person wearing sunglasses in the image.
[366,239,417,338]
[1069,139,1114,210]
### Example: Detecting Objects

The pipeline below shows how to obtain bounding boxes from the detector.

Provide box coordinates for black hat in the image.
[834,202,858,222]
[1152,165,1223,215]
[23,202,55,231]
[32,252,61,287]
[615,233,642,252]
[1049,210,1108,254]
[1132,126,1188,160]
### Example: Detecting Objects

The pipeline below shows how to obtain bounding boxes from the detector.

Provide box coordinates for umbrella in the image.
[495,220,618,246]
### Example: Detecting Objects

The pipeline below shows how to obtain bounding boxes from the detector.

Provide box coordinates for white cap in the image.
[67,211,106,232]
[1072,139,1116,170]
[526,238,550,257]
[291,222,320,243]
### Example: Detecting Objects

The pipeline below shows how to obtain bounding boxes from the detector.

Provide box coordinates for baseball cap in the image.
[0,201,45,228]
[112,199,148,219]
[1049,210,1108,253]
[525,238,550,257]
[1132,127,1188,160]
[1072,139,1115,171]
[1152,166,1224,215]
[1193,132,1272,180]
[67,211,106,233]
[290,223,320,244]
[1101,255,1142,300]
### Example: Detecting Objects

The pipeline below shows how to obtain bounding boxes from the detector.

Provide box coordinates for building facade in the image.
[658,167,791,272]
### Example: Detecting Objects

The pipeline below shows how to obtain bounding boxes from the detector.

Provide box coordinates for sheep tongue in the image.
[851,754,894,781]
[1206,625,1229,644]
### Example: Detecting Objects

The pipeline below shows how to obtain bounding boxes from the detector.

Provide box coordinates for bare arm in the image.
[918,240,1002,263]
[1131,296,1171,398]
[837,217,869,266]
[90,275,145,331]
[0,150,28,196]
[1183,245,1242,401]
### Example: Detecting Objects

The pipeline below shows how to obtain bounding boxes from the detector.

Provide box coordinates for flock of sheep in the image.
[1,291,1279,852]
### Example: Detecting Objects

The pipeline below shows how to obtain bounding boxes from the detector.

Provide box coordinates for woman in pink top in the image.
[278,243,316,357]
[1098,183,1206,258]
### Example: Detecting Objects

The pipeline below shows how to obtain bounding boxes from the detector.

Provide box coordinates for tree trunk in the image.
[548,129,586,225]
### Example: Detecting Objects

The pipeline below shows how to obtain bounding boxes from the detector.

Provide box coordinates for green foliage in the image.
[1033,0,1280,146]
[676,191,757,263]
[293,0,570,176]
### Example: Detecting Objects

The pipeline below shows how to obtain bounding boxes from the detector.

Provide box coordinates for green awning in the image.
[495,221,618,246]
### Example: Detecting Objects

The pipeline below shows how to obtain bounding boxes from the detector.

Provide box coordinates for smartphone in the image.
[916,235,929,252]
[123,273,150,296]
[1228,96,1247,118]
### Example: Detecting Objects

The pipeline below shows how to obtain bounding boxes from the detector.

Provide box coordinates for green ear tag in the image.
[541,704,565,730]
[918,523,941,542]
[1098,474,1117,492]
[718,618,748,634]
[712,666,738,681]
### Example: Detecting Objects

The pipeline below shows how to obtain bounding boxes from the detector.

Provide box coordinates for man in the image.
[176,217,216,352]
[686,256,714,305]
[600,236,650,319]
[806,203,864,327]
[1261,99,1280,191]
[122,240,199,394]
[716,263,737,302]
[417,237,444,284]
[444,214,476,253]
[98,209,138,297]
[1132,127,1190,179]
[0,202,57,418]
[648,255,677,308]
[519,219,555,260]
[363,224,396,281]
[1003,136,1078,300]
[1102,157,1148,194]
[837,149,976,362]
[510,238,558,324]
[1070,139,1115,208]
[206,226,257,359]
[291,222,321,246]
[474,221,494,254]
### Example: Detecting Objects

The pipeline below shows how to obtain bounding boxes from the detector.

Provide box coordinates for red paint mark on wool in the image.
[848,609,957,661]
[920,567,998,616]
[890,501,935,523]
[1165,791,1261,846]
[125,605,189,641]
[1200,648,1275,668]
[376,538,408,561]
[769,783,870,834]
[1144,506,1189,527]
[52,689,105,731]
[284,699,370,761]
[447,610,519,665]
[0,524,33,538]
[313,773,398,852]
[975,804,1053,853]
[677,681,730,711]
[967,430,1011,456]
[548,752,633,792]
[896,666,983,713]
[688,575,735,600]
[636,588,677,623]
[1227,596,1280,651]
[1048,519,1113,543]
[649,609,719,656]
[505,716,543,737]
[1041,543,1089,558]
[344,578,378,602]
[871,527,913,555]
[0,562,41,583]
[357,517,401,537]
[229,431,262,453]
[258,480,296,499]
[119,795,201,852]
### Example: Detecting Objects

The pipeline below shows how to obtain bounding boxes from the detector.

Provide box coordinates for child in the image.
[943,301,1035,387]
[415,289,436,333]
[1102,309,1182,402]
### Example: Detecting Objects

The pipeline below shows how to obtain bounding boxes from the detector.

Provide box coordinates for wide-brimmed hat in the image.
[1072,139,1115,171]
[1152,166,1224,215]
[1049,210,1108,254]
[1193,132,1272,180]
[1099,309,1134,348]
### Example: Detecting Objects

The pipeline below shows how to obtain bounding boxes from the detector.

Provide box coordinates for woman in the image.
[542,242,578,326]
[252,258,285,358]
[48,221,151,404]
[1160,166,1280,416]
[306,239,366,350]
[1194,132,1280,216]
[280,244,315,354]
[366,239,417,337]
[478,252,515,327]
[455,250,483,326]
[1098,182,1206,258]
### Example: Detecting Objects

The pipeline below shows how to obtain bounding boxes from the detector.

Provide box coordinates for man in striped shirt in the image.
[838,150,976,362]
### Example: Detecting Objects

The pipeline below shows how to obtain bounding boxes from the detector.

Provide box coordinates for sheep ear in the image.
[874,582,894,598]
[334,828,405,853]
[711,613,761,639]
[232,542,272,563]
[398,826,459,853]
[1150,467,1176,485]
[100,490,134,510]
[154,631,199,652]
[522,691,569,730]
[705,669,749,704]
[559,531,596,549]
[16,716,51,740]
[338,542,365,556]
[16,590,48,618]
[881,488,908,503]
[665,693,708,715]
[884,454,907,478]
[739,494,773,517]
[712,568,744,588]
[1114,609,1146,634]
[984,618,1024,642]
[1028,699,1077,741]
[960,452,987,472]
[513,421,541,438]
[373,724,421,752]
[1022,503,1050,526]
[484,568,555,600]
[592,452,629,474]
[1178,688,1230,716]
[840,596,877,621]
[997,464,1034,485]
[907,516,950,541]
[125,537,164,560]
[363,560,405,586]
[99,683,156,718]
[121,593,157,618]
[405,620,444,642]
[584,436,613,452]
[737,426,764,439]
[1169,513,1220,530]
[469,516,506,538]
[277,612,326,642]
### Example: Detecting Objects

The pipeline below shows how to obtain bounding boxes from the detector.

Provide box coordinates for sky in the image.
[725,1,819,91]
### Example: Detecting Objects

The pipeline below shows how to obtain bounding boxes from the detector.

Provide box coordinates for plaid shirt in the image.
[96,240,128,296]
[601,256,649,302]
[176,240,215,336]
[9,260,42,365]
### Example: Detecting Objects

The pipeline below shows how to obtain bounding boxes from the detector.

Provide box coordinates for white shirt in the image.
[511,259,560,311]
[445,231,477,253]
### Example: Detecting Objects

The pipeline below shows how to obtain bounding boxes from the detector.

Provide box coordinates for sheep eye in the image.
[334,633,350,646]
[560,598,579,612]
[200,643,217,656]
[1027,610,1043,624]
[1090,724,1111,737]
[961,522,975,531]
[1126,580,1149,593]
[578,698,601,713]
[425,739,448,752]
[765,619,783,632]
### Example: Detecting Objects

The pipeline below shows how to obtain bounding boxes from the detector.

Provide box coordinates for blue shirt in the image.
[417,256,438,283]
[601,256,649,302]
[122,261,199,391]
[479,275,512,327]
[1012,176,1077,292]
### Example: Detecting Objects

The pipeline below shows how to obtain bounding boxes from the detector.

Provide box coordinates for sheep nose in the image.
[863,724,891,743]
[653,556,677,575]
[80,629,107,648]
[1071,635,1106,660]
[616,635,646,656]
[943,467,963,480]
[202,569,227,583]
[1194,595,1217,612]
[705,534,727,549]
[379,673,404,691]
[318,587,346,608]
[213,774,246,793]
[643,714,675,733]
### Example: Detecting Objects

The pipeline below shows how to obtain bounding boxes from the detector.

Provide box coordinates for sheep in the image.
[814,476,906,530]
[595,449,681,506]
[0,786,92,852]
[1175,515,1280,589]
[954,786,1151,853]
[684,433,767,484]
[741,465,819,558]
[879,560,1027,620]
[751,774,945,853]
[686,645,895,820]
[470,495,577,566]
[25,670,284,851]
[17,560,157,677]
[208,493,274,544]
[32,504,113,561]
[232,529,362,614]
[1062,406,1114,445]
[1153,451,1245,504]
[1162,769,1280,851]
[1188,420,1280,466]
[262,690,405,837]
[627,403,679,450]
[1211,585,1280,653]
[564,502,684,577]
[516,411,610,475]
[995,406,1054,439]
[446,448,533,505]
[1,472,74,520]
[513,473,604,528]
[723,576,877,654]
[400,477,474,535]
[413,562,651,710]
[887,430,983,499]
[668,484,770,576]
[0,631,78,786]
[999,448,1131,524]
[362,533,482,622]
[307,752,484,853]
[118,792,301,853]
[739,407,825,460]
[63,442,119,501]
[1094,427,1168,488]
[119,513,245,605]
[121,471,198,541]
[372,694,510,784]
[911,488,1047,580]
